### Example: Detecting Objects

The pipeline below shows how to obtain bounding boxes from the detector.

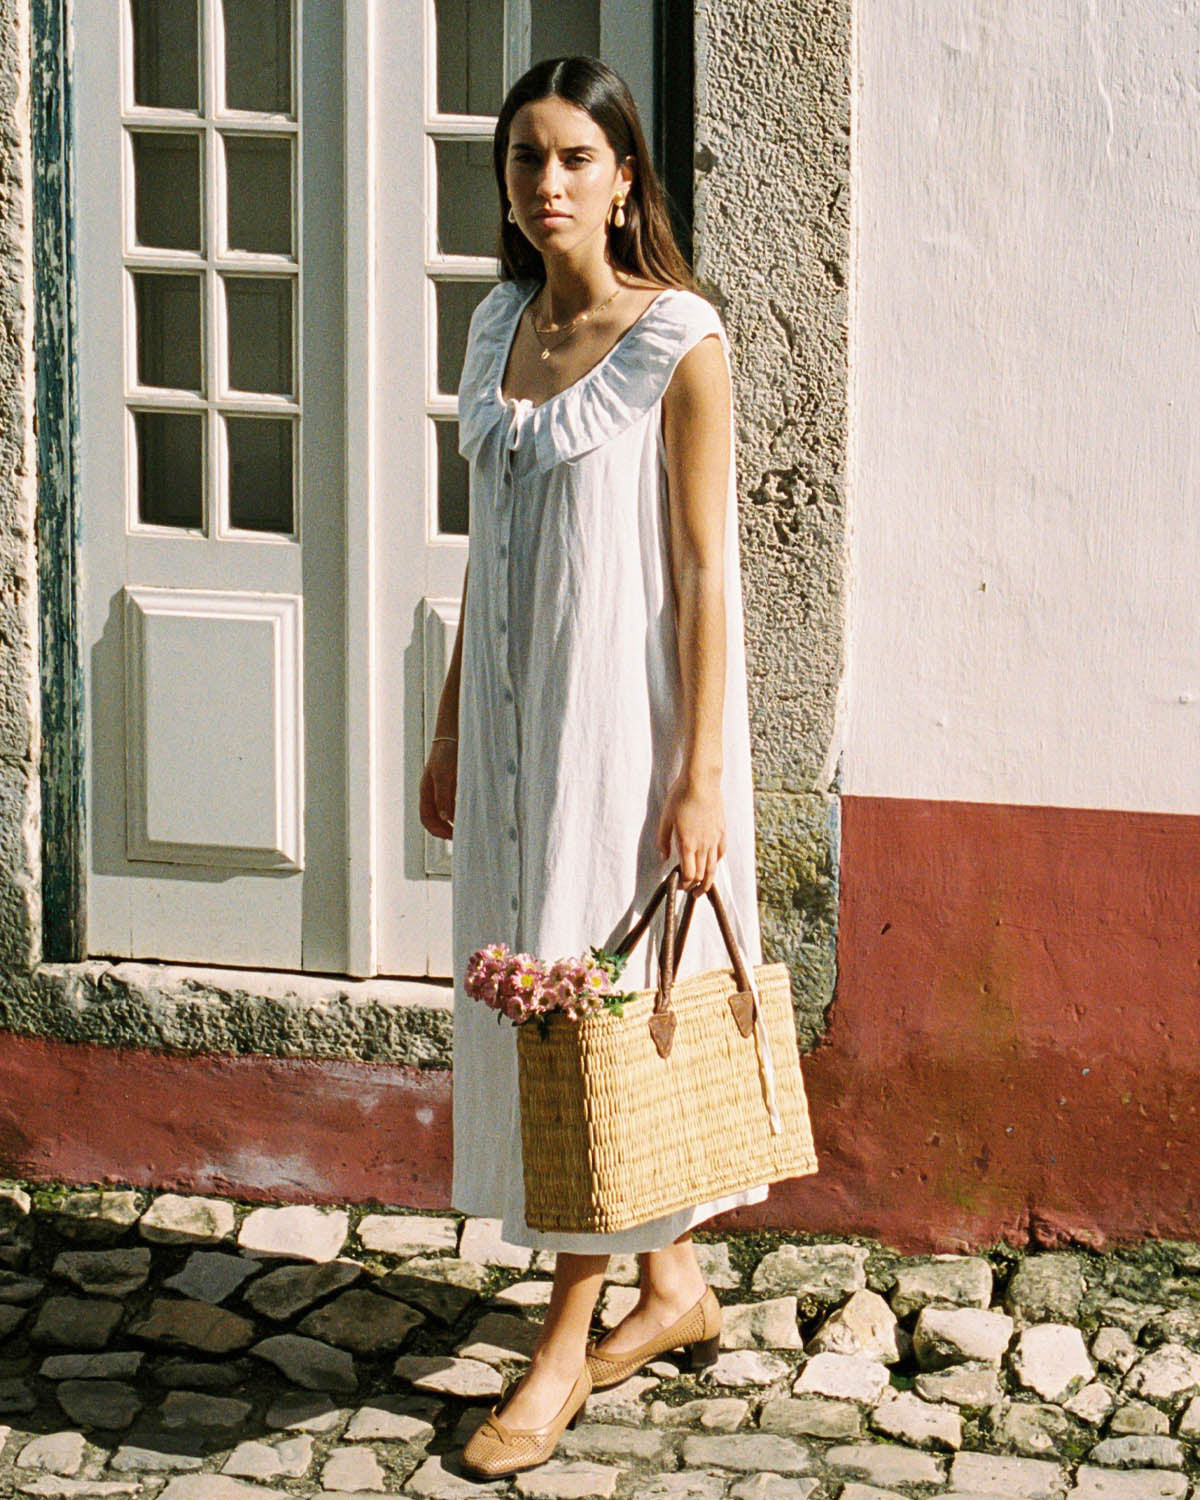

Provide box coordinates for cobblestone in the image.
[707,1351,791,1389]
[1011,1322,1097,1402]
[678,1432,815,1474]
[1089,1434,1188,1469]
[792,1351,890,1403]
[511,1460,621,1498]
[826,1440,946,1487]
[1123,1344,1200,1411]
[1071,1466,1190,1497]
[947,1449,1067,1495]
[358,1215,459,1257]
[649,1398,749,1432]
[0,1185,1195,1497]
[913,1305,1015,1367]
[806,1289,900,1363]
[889,1256,995,1319]
[719,1298,803,1351]
[987,1394,1079,1458]
[237,1205,350,1263]
[557,1421,676,1462]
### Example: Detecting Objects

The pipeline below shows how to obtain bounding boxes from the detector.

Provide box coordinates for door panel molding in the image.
[123,586,304,869]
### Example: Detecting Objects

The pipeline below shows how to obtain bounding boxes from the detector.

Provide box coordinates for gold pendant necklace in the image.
[532,285,624,360]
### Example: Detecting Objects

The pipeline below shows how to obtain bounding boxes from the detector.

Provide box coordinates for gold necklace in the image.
[531,285,624,361]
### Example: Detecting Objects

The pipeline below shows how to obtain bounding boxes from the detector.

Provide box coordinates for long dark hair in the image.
[494,56,695,290]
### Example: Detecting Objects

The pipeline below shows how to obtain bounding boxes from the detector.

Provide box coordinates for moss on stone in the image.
[754,790,840,1048]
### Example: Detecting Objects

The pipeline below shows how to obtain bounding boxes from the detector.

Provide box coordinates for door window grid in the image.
[122,0,301,541]
[425,0,605,538]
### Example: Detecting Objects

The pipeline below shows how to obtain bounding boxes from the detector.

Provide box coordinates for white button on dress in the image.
[450,278,783,1252]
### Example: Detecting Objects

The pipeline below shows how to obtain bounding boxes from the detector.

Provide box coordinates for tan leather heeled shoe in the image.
[585,1285,722,1389]
[460,1363,592,1479]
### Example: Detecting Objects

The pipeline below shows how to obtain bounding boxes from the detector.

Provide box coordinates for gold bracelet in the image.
[432,735,457,744]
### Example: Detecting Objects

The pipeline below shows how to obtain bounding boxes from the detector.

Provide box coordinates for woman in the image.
[419,54,814,1479]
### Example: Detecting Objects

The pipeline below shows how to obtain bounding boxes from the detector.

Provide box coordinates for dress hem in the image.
[450,1182,773,1255]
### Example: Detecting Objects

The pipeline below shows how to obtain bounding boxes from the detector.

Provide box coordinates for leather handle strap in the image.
[611,865,680,962]
[675,877,754,994]
[653,866,682,1015]
[613,862,754,1014]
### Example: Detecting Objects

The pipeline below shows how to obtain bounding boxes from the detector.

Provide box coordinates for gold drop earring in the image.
[507,206,517,222]
[612,196,626,228]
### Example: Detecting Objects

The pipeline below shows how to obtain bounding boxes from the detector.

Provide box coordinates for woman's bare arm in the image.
[658,332,731,891]
[434,561,468,742]
[419,561,468,840]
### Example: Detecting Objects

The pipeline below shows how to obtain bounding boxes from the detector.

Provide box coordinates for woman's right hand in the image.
[419,738,458,840]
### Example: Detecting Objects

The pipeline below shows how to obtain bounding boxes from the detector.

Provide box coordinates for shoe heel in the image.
[567,1400,586,1429]
[686,1334,720,1371]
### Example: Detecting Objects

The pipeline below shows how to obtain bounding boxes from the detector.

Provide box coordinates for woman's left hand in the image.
[657,767,726,893]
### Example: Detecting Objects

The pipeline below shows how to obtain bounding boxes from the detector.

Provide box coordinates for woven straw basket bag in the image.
[517,863,820,1233]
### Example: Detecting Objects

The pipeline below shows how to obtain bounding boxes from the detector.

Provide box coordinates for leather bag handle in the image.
[612,863,757,1057]
[609,865,719,975]
[611,864,682,964]
[673,879,755,994]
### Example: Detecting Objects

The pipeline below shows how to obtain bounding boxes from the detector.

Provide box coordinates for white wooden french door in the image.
[76,0,347,970]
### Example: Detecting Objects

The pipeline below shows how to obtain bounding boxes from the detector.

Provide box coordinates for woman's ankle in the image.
[528,1341,587,1379]
[637,1259,707,1310]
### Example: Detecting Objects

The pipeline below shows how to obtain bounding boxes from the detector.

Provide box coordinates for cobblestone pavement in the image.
[0,1185,1197,1498]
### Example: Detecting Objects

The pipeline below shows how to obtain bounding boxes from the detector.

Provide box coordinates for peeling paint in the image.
[0,0,44,972]
[30,0,84,963]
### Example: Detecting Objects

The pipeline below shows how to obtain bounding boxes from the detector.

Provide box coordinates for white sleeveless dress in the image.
[450,278,779,1252]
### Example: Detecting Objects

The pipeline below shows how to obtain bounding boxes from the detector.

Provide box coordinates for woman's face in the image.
[504,96,633,258]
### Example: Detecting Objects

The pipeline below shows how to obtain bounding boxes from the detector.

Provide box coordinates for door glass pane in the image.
[227,416,295,532]
[435,0,502,116]
[531,0,599,61]
[132,0,200,111]
[437,280,493,396]
[225,135,293,254]
[436,421,468,535]
[435,140,497,257]
[225,276,293,395]
[135,411,204,527]
[132,132,202,251]
[223,0,293,113]
[134,272,203,391]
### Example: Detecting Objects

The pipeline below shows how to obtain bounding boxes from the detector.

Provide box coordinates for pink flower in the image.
[465,939,625,1025]
[465,942,518,1010]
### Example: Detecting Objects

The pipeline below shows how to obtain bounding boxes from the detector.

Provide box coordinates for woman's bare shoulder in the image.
[660,297,730,423]
[663,331,729,405]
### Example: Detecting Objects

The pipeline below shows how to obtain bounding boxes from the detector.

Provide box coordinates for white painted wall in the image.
[840,0,1200,813]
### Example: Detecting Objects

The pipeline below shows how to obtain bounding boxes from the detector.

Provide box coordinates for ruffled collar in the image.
[458,280,712,472]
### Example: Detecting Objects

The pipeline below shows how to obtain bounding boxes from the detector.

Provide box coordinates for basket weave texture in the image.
[517,956,820,1233]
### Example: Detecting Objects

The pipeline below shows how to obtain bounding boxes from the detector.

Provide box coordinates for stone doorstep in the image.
[25,961,455,1067]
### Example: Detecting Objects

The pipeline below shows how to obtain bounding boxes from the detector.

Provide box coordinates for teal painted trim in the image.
[31,0,86,961]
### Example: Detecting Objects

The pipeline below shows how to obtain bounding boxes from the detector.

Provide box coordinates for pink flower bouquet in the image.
[464,941,636,1027]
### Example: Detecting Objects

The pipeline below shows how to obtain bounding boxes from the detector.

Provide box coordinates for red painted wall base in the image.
[756,796,1200,1252]
[4,796,1198,1253]
[0,1035,453,1208]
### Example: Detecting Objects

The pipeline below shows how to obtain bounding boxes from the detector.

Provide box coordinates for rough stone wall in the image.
[0,0,41,972]
[693,0,850,1040]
